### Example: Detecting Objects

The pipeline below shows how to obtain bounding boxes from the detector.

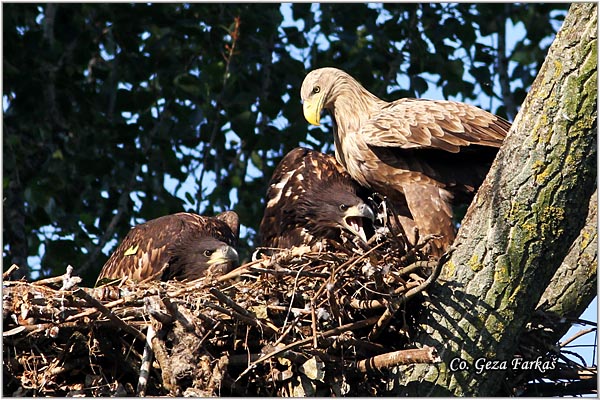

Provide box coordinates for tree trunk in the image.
[394,3,597,396]
[535,189,597,340]
[516,189,597,390]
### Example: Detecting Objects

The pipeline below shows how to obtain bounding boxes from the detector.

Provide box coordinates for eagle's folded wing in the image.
[361,99,509,152]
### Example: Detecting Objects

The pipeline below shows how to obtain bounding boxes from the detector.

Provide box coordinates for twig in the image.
[161,297,197,333]
[149,323,177,395]
[333,335,389,355]
[144,297,174,326]
[216,263,255,282]
[368,248,451,340]
[342,297,384,310]
[204,301,278,335]
[72,288,146,342]
[272,314,302,348]
[267,305,311,315]
[3,264,20,279]
[209,288,256,320]
[311,301,318,348]
[248,265,330,279]
[397,260,436,276]
[560,328,597,347]
[60,265,82,290]
[544,365,597,381]
[368,299,405,342]
[3,319,149,337]
[236,315,380,381]
[32,266,80,288]
[209,288,280,334]
[281,264,307,328]
[313,241,386,300]
[198,321,223,348]
[354,346,440,373]
[327,283,343,325]
[136,324,155,396]
[64,298,127,322]
[163,261,257,298]
[31,275,64,286]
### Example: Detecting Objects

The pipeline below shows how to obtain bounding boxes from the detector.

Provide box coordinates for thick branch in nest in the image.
[354,346,441,373]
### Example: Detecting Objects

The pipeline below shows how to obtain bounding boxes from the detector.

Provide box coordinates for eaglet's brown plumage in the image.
[300,67,511,256]
[96,211,239,284]
[259,147,374,250]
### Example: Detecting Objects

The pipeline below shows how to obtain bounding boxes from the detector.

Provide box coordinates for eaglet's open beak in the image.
[207,245,239,268]
[341,203,375,243]
[302,91,326,126]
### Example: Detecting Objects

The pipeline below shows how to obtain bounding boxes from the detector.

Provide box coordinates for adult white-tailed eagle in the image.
[300,67,510,255]
[96,211,239,284]
[259,147,375,250]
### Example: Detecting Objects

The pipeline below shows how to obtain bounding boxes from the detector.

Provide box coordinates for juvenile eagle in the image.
[300,67,510,255]
[96,211,239,284]
[259,147,375,249]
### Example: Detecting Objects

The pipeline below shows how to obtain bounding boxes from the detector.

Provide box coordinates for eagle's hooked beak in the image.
[341,203,375,243]
[208,245,239,267]
[302,91,326,126]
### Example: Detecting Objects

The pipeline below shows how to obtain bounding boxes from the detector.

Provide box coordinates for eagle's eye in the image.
[312,86,320,95]
[203,250,213,257]
[339,204,348,212]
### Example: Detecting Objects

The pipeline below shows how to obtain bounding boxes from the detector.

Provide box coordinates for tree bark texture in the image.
[536,189,597,329]
[518,190,597,370]
[394,3,597,396]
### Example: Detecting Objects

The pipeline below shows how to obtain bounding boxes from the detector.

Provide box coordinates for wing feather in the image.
[361,99,509,152]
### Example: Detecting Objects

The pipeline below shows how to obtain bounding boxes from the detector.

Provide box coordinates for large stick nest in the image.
[3,219,445,396]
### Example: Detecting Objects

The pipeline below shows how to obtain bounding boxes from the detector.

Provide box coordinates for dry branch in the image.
[354,346,440,373]
[71,287,146,341]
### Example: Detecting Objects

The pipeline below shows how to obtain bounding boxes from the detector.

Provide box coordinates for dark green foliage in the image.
[3,3,568,285]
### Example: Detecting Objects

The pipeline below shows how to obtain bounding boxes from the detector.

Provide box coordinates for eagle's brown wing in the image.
[361,102,509,255]
[362,99,509,152]
[259,147,374,249]
[96,212,239,284]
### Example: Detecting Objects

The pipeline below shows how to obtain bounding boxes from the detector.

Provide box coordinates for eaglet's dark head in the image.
[164,235,239,281]
[299,180,375,243]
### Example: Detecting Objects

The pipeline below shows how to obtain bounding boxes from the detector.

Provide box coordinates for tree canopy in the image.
[4,3,570,286]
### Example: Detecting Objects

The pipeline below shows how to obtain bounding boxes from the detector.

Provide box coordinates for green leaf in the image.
[173,73,202,97]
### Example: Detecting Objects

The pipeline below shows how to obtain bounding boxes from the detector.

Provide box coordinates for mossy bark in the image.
[534,190,597,338]
[394,3,597,396]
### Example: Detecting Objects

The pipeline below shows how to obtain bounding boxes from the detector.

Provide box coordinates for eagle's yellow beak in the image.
[208,245,239,267]
[302,92,325,126]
